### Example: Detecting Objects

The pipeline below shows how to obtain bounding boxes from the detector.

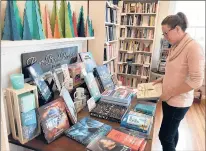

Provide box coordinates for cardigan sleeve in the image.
[185,42,205,89]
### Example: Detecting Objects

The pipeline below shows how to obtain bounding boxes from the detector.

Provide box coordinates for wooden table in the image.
[8,99,156,151]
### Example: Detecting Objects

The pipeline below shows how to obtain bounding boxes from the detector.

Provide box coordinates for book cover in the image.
[22,123,38,140]
[101,88,133,106]
[107,129,145,151]
[68,63,83,86]
[94,65,115,92]
[21,109,37,126]
[65,117,112,146]
[90,101,128,123]
[134,103,156,116]
[38,97,70,143]
[79,52,97,73]
[19,92,36,113]
[86,136,131,151]
[27,62,44,79]
[60,87,77,124]
[84,72,101,102]
[120,111,152,133]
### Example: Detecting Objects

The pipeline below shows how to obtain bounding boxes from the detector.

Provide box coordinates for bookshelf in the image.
[88,1,120,76]
[117,0,159,88]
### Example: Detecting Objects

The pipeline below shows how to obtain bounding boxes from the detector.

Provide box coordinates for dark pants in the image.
[159,101,189,151]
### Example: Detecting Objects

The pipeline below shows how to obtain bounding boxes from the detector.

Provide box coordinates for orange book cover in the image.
[107,129,144,151]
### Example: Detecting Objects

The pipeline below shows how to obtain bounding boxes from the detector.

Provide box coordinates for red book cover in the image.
[107,129,144,151]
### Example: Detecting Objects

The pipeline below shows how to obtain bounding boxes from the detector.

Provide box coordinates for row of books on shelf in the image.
[121,15,155,26]
[120,40,151,52]
[118,64,150,77]
[119,53,151,65]
[122,2,158,14]
[105,61,115,75]
[104,44,116,61]
[123,28,154,39]
[105,5,118,24]
[105,26,117,42]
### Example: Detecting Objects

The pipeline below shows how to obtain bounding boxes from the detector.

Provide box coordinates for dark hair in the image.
[161,12,188,32]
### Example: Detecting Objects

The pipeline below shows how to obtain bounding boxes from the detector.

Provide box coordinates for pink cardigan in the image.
[163,33,205,107]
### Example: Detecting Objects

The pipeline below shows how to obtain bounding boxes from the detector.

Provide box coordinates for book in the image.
[21,109,37,126]
[65,117,112,146]
[107,129,145,151]
[22,123,38,140]
[90,101,128,123]
[68,62,83,86]
[19,92,36,113]
[86,136,131,151]
[134,103,156,116]
[101,88,133,106]
[84,72,101,102]
[38,97,70,143]
[60,87,77,124]
[79,52,97,73]
[137,82,162,100]
[94,65,115,92]
[120,111,153,133]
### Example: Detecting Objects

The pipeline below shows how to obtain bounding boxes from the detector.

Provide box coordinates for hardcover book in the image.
[64,117,112,146]
[60,87,77,124]
[137,83,162,100]
[94,65,115,92]
[84,72,101,102]
[38,97,70,143]
[27,62,44,79]
[86,136,131,151]
[22,123,38,140]
[107,129,145,151]
[120,111,153,133]
[79,52,97,73]
[90,101,128,123]
[101,88,133,106]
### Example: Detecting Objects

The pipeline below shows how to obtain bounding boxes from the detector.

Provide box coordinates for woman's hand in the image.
[152,77,163,85]
[159,92,172,102]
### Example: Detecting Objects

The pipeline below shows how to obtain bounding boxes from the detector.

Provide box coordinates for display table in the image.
[8,98,156,151]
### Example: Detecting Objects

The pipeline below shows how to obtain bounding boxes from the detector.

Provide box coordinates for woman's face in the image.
[162,24,178,45]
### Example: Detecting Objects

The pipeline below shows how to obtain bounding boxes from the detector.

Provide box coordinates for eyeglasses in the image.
[162,27,176,36]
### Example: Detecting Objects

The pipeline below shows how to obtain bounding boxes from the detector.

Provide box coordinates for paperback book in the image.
[65,117,112,146]
[107,129,145,151]
[38,97,70,143]
[94,65,115,91]
[120,111,153,133]
[79,52,97,73]
[101,88,133,106]
[86,136,131,151]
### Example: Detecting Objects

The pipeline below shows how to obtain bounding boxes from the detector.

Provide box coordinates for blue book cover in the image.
[134,104,156,116]
[94,65,115,91]
[65,117,112,146]
[22,123,37,140]
[84,72,101,102]
[120,111,152,133]
[19,92,36,113]
[21,109,37,126]
[101,88,133,105]
[79,52,97,73]
[27,63,44,79]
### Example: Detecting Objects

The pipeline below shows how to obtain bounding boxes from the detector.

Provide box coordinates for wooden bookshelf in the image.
[88,1,120,76]
[117,0,159,88]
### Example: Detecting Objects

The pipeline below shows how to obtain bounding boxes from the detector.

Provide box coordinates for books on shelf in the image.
[122,2,158,14]
[105,61,115,75]
[104,44,116,62]
[64,117,112,146]
[105,5,118,24]
[126,28,154,39]
[121,15,155,26]
[105,26,117,42]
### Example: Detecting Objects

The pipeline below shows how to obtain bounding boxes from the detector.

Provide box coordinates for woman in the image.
[153,12,205,151]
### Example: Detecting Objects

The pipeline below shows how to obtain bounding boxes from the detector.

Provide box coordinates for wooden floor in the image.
[152,101,205,151]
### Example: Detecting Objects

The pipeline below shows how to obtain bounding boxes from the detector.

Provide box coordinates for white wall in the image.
[151,1,176,68]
